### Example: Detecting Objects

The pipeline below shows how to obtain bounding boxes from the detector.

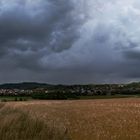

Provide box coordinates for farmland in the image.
[1,98,140,140]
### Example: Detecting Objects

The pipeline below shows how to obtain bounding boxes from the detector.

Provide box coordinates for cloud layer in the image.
[0,0,140,84]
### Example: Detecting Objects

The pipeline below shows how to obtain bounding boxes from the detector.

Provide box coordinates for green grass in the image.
[79,95,134,100]
[0,94,136,102]
[0,96,32,102]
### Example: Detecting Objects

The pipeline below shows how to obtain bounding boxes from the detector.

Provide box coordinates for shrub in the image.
[32,91,79,100]
[14,97,18,101]
[19,98,23,101]
[1,99,7,102]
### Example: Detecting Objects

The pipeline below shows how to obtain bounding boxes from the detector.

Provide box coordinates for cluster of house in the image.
[0,88,48,96]
[0,89,33,96]
[0,83,140,96]
[67,84,140,95]
[68,85,120,95]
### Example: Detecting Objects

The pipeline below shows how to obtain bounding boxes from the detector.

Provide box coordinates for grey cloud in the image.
[0,0,78,53]
[0,0,80,76]
[0,0,140,84]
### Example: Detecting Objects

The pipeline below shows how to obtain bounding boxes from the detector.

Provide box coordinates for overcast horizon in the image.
[0,0,140,84]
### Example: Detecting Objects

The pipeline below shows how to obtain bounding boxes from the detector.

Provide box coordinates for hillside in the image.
[0,82,52,90]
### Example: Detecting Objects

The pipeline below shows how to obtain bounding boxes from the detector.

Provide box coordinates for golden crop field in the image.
[1,98,140,140]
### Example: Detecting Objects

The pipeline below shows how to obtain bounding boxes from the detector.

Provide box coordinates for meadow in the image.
[1,98,140,139]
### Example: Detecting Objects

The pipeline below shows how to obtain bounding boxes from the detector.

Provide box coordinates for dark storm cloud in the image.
[0,0,80,71]
[0,0,78,52]
[0,0,140,84]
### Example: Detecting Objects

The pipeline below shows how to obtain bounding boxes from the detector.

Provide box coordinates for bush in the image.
[19,98,23,101]
[1,99,7,102]
[32,91,79,100]
[14,97,18,101]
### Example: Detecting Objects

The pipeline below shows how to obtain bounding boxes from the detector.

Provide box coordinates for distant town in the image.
[0,82,140,98]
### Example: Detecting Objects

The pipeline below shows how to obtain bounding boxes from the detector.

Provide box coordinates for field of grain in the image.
[1,98,140,140]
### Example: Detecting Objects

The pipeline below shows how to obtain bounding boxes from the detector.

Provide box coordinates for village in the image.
[0,83,140,97]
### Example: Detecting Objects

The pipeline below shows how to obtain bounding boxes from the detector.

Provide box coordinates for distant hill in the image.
[0,82,53,90]
[125,82,140,88]
[0,81,140,90]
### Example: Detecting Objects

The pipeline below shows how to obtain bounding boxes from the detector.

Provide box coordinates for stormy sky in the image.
[0,0,140,84]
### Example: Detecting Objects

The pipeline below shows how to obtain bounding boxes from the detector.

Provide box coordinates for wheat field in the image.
[1,98,140,140]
